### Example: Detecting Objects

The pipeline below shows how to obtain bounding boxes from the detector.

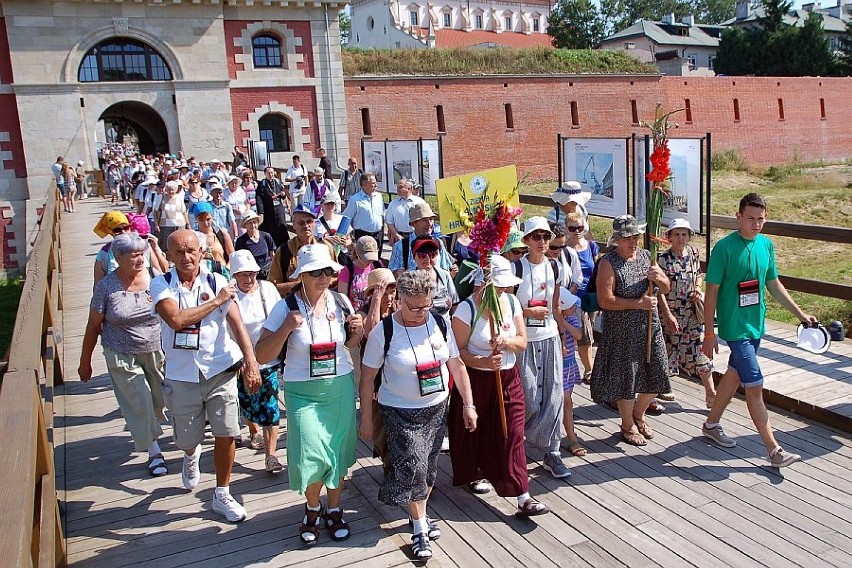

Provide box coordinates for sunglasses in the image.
[548,244,566,251]
[527,232,551,242]
[415,250,438,259]
[567,226,584,232]
[112,225,131,235]
[307,267,336,278]
[509,248,527,255]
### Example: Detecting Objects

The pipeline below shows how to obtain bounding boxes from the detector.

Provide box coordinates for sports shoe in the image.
[265,454,284,473]
[702,424,736,448]
[769,448,801,468]
[543,452,571,479]
[182,446,201,490]
[440,436,450,452]
[212,490,247,523]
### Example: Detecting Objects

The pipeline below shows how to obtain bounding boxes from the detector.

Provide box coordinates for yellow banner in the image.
[436,165,519,235]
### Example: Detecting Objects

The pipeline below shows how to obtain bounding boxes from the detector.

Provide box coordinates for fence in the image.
[0,187,66,567]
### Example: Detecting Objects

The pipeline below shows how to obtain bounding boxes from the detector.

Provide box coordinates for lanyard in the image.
[401,317,438,366]
[297,290,333,343]
[737,234,756,279]
[177,281,202,310]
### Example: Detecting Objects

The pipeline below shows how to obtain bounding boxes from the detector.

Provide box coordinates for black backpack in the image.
[280,291,354,360]
[373,313,448,393]
[511,257,560,294]
[163,270,217,293]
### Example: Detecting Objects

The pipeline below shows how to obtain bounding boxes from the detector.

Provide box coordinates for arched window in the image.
[252,34,283,68]
[259,114,291,152]
[78,38,172,82]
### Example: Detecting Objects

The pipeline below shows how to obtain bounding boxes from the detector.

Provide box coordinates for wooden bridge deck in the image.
[57,199,852,567]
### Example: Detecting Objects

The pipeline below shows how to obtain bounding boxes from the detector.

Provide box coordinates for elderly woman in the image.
[450,255,549,515]
[657,218,716,408]
[235,211,276,280]
[184,178,210,228]
[255,244,364,545]
[154,180,190,245]
[226,175,249,234]
[229,250,284,473]
[411,235,459,322]
[78,233,167,477]
[359,270,477,562]
[193,202,234,278]
[93,211,168,290]
[590,215,671,446]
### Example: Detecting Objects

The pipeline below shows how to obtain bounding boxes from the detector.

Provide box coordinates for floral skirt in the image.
[237,366,280,426]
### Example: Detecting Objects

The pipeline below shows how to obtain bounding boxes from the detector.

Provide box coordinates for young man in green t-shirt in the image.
[701,193,815,468]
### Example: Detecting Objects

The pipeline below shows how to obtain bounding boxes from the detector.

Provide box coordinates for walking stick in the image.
[488,314,508,439]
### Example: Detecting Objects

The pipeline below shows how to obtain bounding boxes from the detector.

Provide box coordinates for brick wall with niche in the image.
[345,76,851,180]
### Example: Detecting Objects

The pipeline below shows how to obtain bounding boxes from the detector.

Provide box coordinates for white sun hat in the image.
[229,249,261,275]
[522,216,553,238]
[796,322,831,354]
[550,181,592,207]
[470,254,524,288]
[289,243,343,279]
[666,217,695,236]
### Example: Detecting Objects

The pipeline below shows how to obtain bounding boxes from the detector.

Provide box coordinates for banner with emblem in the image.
[436,165,519,236]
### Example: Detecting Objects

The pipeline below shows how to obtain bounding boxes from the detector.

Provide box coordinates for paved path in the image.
[57,198,852,567]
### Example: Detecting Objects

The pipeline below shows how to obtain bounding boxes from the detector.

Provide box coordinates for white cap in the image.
[796,323,830,354]
[558,287,581,311]
[522,216,553,238]
[229,249,261,275]
[666,217,695,236]
[290,243,344,279]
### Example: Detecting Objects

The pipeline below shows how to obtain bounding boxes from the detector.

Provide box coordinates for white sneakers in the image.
[213,490,247,523]
[182,445,201,490]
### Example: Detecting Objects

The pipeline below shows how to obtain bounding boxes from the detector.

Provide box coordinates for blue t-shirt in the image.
[576,241,599,297]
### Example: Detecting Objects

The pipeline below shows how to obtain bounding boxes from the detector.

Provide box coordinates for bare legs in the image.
[213,436,235,487]
[706,367,779,454]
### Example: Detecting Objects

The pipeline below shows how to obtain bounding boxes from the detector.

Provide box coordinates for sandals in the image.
[411,532,433,561]
[517,498,550,517]
[408,515,441,540]
[621,429,647,446]
[582,371,592,385]
[147,454,167,477]
[299,504,324,545]
[633,418,654,440]
[324,508,351,541]
[248,432,264,450]
[567,441,588,457]
[468,480,493,494]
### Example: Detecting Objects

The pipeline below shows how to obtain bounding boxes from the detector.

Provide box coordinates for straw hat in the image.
[365,268,395,294]
[241,211,263,227]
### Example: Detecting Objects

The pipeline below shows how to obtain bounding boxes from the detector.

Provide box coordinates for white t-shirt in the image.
[514,256,562,342]
[559,247,583,290]
[286,164,307,195]
[262,290,354,382]
[314,214,353,240]
[362,314,459,409]
[226,187,248,219]
[452,294,521,370]
[385,195,426,232]
[235,280,281,369]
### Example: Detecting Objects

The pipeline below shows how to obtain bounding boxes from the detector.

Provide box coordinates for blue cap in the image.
[190,201,214,217]
[292,203,317,218]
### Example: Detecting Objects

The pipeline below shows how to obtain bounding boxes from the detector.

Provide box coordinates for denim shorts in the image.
[727,338,763,388]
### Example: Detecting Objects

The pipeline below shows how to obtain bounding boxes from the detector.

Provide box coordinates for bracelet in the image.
[463,404,476,410]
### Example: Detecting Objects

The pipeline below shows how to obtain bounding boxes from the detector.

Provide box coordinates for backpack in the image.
[163,270,218,294]
[279,290,354,361]
[511,257,560,295]
[580,255,603,313]
[402,237,411,271]
[373,313,448,393]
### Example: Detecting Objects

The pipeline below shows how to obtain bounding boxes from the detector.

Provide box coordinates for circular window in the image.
[368,17,375,30]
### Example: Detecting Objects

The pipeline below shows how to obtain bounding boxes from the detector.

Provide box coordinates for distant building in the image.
[723,0,848,53]
[599,15,723,77]
[348,0,553,49]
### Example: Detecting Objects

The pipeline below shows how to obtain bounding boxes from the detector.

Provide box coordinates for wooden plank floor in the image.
[58,198,852,567]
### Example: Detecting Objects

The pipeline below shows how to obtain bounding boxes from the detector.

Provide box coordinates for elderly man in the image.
[210,184,239,240]
[338,157,363,206]
[389,202,454,277]
[267,204,336,295]
[385,178,427,246]
[342,172,385,250]
[256,166,290,246]
[151,230,261,522]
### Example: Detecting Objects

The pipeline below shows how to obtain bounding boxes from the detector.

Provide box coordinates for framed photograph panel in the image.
[386,140,419,194]
[563,138,629,218]
[420,139,441,196]
[664,138,703,231]
[362,140,388,193]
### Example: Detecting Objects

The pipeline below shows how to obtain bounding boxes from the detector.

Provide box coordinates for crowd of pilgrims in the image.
[76,146,715,562]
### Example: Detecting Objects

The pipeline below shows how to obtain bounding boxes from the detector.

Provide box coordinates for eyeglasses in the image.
[415,250,438,259]
[307,267,336,278]
[567,226,584,233]
[403,298,432,313]
[527,232,551,242]
[548,244,566,251]
[509,248,527,255]
[112,225,131,235]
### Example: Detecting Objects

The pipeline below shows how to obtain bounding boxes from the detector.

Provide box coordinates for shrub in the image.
[711,149,748,172]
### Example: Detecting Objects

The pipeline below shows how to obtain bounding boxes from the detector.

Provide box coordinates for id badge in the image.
[526,299,548,328]
[416,361,444,396]
[174,325,200,350]
[310,342,337,377]
[272,198,282,207]
[738,279,760,307]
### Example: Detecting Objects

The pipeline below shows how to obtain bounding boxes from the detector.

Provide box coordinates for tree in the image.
[836,20,852,75]
[547,0,606,49]
[759,0,793,34]
[339,10,351,45]
[693,0,736,24]
[599,0,692,34]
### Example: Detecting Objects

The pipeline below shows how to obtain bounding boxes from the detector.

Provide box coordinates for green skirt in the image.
[282,373,356,494]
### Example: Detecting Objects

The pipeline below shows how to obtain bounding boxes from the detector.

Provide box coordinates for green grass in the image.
[342,47,657,76]
[0,278,23,358]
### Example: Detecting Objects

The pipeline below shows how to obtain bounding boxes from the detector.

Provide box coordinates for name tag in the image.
[174,325,200,350]
[416,361,444,396]
[272,198,282,207]
[526,299,548,328]
[738,279,760,307]
[310,342,337,377]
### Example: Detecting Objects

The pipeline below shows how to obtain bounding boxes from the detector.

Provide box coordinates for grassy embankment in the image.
[342,47,657,76]
[0,278,23,357]
[515,160,852,327]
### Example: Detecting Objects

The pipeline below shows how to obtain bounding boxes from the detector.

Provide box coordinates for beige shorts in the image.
[163,362,242,450]
[577,310,595,346]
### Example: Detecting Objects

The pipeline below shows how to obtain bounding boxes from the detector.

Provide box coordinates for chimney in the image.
[661,13,675,25]
[682,15,695,26]
[735,0,750,20]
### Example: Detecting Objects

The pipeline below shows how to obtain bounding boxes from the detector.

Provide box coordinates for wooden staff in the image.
[488,312,509,439]
[645,259,657,364]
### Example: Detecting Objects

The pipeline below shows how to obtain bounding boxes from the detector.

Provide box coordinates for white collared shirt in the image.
[385,194,426,232]
[342,190,384,232]
[151,267,243,382]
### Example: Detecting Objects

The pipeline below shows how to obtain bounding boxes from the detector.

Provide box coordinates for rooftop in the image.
[602,20,721,48]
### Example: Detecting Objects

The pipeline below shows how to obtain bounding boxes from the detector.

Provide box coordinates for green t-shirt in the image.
[704,232,778,341]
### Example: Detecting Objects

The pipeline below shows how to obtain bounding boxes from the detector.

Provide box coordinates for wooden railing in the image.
[0,186,66,567]
[518,193,852,302]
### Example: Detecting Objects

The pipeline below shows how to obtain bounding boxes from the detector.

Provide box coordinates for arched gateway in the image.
[99,101,169,155]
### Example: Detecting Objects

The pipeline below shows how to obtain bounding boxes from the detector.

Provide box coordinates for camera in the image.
[294,176,305,190]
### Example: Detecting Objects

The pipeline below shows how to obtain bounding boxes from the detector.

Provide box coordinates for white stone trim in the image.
[240,102,311,152]
[233,21,306,81]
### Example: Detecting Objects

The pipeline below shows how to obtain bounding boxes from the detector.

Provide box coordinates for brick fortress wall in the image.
[344,75,852,180]
[0,17,25,272]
